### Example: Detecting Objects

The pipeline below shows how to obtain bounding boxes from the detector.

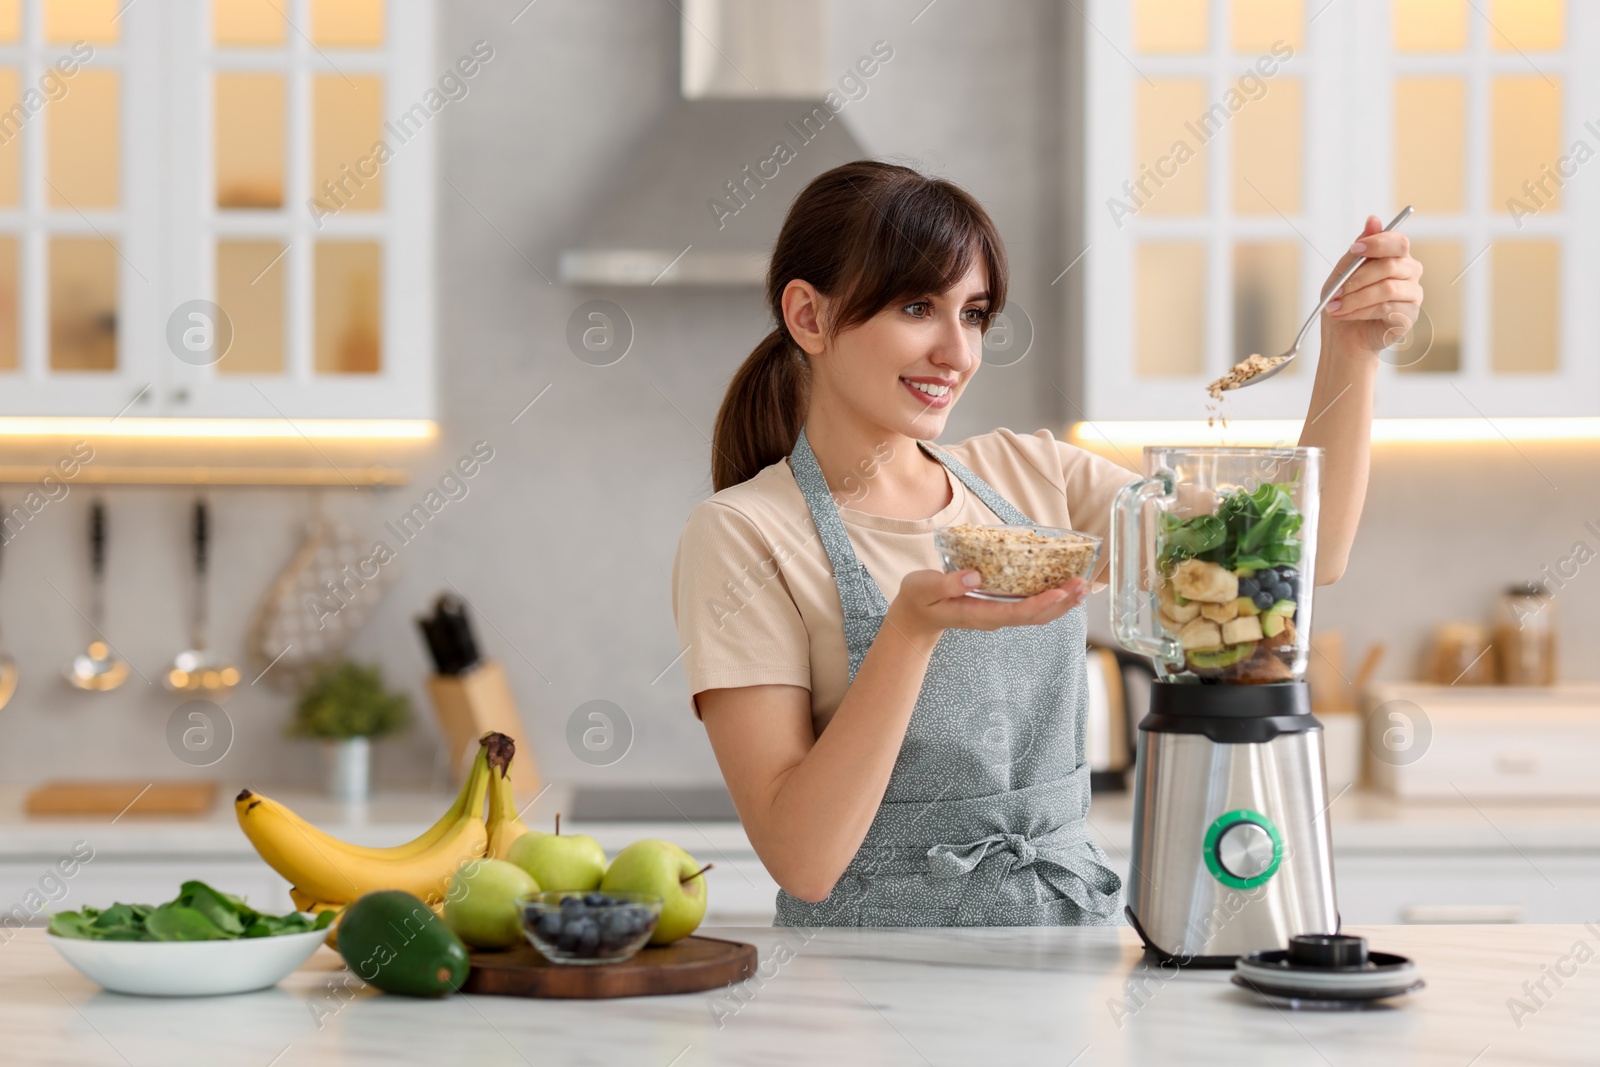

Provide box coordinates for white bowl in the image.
[47,925,331,997]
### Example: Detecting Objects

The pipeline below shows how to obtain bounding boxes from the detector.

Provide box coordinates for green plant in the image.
[291,659,411,741]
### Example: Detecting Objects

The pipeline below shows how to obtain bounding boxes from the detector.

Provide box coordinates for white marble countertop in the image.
[8,922,1597,1066]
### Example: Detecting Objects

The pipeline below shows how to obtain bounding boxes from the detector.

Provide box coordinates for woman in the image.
[671,161,1421,927]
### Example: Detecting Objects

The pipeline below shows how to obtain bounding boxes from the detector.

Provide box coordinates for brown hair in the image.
[709,161,1008,492]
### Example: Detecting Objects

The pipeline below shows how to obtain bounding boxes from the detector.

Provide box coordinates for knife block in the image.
[425,660,542,799]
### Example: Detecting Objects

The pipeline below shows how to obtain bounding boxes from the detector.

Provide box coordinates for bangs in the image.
[826,175,1008,334]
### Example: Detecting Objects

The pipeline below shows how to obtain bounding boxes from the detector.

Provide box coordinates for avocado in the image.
[336,890,469,998]
[1260,599,1297,638]
[1187,642,1255,670]
[1236,596,1259,617]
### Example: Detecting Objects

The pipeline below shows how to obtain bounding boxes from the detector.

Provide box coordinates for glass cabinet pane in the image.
[0,236,16,371]
[1488,0,1563,51]
[1135,242,1206,377]
[44,0,119,44]
[1232,77,1302,214]
[1491,76,1561,214]
[1232,0,1302,52]
[50,237,117,371]
[1233,242,1299,376]
[312,74,384,213]
[1393,0,1467,51]
[312,0,384,48]
[0,69,18,206]
[314,241,381,374]
[1394,77,1466,214]
[216,73,285,209]
[216,240,285,375]
[48,69,118,209]
[1136,78,1209,216]
[1490,241,1558,373]
[214,0,287,46]
[1396,242,1461,373]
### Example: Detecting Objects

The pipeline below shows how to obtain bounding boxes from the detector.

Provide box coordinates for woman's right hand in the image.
[887,569,1089,640]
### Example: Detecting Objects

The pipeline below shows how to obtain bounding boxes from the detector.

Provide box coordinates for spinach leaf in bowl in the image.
[49,881,336,941]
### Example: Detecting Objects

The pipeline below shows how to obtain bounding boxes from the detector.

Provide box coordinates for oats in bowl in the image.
[934,523,1102,600]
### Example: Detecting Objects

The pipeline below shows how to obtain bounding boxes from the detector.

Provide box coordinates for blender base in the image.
[1124,906,1240,969]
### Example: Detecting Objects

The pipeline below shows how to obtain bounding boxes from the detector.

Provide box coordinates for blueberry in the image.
[538,913,563,939]
[560,896,582,911]
[574,919,599,953]
[1238,577,1261,599]
[1272,582,1292,603]
[1252,588,1276,611]
[583,892,605,907]
[1255,567,1277,585]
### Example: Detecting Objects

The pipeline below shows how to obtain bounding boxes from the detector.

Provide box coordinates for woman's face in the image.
[813,261,991,441]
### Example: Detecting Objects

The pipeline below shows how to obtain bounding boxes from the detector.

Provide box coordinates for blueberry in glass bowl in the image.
[519,891,662,965]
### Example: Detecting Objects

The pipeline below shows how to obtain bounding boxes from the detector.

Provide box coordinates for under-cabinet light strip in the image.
[1070,419,1600,447]
[0,418,437,440]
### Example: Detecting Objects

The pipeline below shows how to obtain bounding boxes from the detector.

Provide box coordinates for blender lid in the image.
[1234,935,1424,1006]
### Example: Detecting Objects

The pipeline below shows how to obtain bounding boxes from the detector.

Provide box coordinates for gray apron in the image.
[774,426,1124,927]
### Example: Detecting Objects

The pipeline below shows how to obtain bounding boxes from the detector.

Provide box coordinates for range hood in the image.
[560,0,868,286]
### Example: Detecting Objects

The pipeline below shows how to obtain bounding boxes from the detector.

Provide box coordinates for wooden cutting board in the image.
[25,781,219,817]
[463,935,757,999]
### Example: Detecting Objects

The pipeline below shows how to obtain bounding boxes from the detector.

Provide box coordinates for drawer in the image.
[1334,853,1600,925]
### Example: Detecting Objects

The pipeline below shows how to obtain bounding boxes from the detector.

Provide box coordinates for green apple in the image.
[506,816,606,892]
[599,839,711,945]
[443,858,539,951]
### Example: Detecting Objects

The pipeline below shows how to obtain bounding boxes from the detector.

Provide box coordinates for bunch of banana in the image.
[236,741,494,912]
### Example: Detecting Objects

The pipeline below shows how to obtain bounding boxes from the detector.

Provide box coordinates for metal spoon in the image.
[1227,205,1414,389]
[164,497,239,697]
[65,500,129,692]
[0,513,17,711]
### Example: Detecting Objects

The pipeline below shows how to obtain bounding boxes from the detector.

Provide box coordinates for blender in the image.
[1110,446,1338,966]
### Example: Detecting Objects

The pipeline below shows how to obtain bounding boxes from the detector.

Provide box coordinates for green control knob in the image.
[1203,809,1283,890]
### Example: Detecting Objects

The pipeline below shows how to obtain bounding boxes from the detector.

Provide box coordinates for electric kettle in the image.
[1110,446,1339,965]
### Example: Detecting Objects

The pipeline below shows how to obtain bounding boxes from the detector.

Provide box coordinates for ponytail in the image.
[710,328,808,493]
[709,160,1008,493]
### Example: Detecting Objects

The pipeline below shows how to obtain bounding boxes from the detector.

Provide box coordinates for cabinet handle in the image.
[1401,904,1523,924]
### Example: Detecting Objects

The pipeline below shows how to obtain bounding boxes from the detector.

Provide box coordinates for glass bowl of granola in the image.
[934,523,1101,601]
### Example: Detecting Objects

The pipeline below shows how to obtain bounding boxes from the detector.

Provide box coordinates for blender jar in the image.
[1111,446,1321,683]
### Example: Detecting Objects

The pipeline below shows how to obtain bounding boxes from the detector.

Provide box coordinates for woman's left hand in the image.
[1320,214,1424,359]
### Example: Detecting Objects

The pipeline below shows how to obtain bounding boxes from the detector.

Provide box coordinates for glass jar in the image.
[1493,582,1556,685]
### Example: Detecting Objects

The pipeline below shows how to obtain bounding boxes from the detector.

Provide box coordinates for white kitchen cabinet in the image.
[0,0,436,422]
[1079,0,1600,421]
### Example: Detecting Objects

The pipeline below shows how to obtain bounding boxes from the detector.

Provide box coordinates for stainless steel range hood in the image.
[559,0,869,286]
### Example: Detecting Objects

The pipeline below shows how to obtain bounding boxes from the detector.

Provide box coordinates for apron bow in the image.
[927,831,1040,878]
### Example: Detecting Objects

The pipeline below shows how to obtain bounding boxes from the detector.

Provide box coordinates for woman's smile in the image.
[900,375,957,409]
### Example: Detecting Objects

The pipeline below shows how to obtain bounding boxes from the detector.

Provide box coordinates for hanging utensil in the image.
[245,490,396,693]
[65,500,129,692]
[164,497,240,697]
[0,508,17,711]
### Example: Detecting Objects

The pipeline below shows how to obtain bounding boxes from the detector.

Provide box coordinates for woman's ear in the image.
[781,279,828,356]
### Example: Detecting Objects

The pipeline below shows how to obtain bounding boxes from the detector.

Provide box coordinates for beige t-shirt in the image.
[670,427,1140,728]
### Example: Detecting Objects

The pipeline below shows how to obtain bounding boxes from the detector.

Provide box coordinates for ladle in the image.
[164,498,239,697]
[65,500,129,692]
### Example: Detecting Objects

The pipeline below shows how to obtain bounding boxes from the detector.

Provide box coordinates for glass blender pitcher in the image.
[1112,446,1321,683]
[1109,446,1338,965]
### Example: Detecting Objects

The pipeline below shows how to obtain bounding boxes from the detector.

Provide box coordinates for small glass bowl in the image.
[934,523,1103,601]
[519,891,662,965]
